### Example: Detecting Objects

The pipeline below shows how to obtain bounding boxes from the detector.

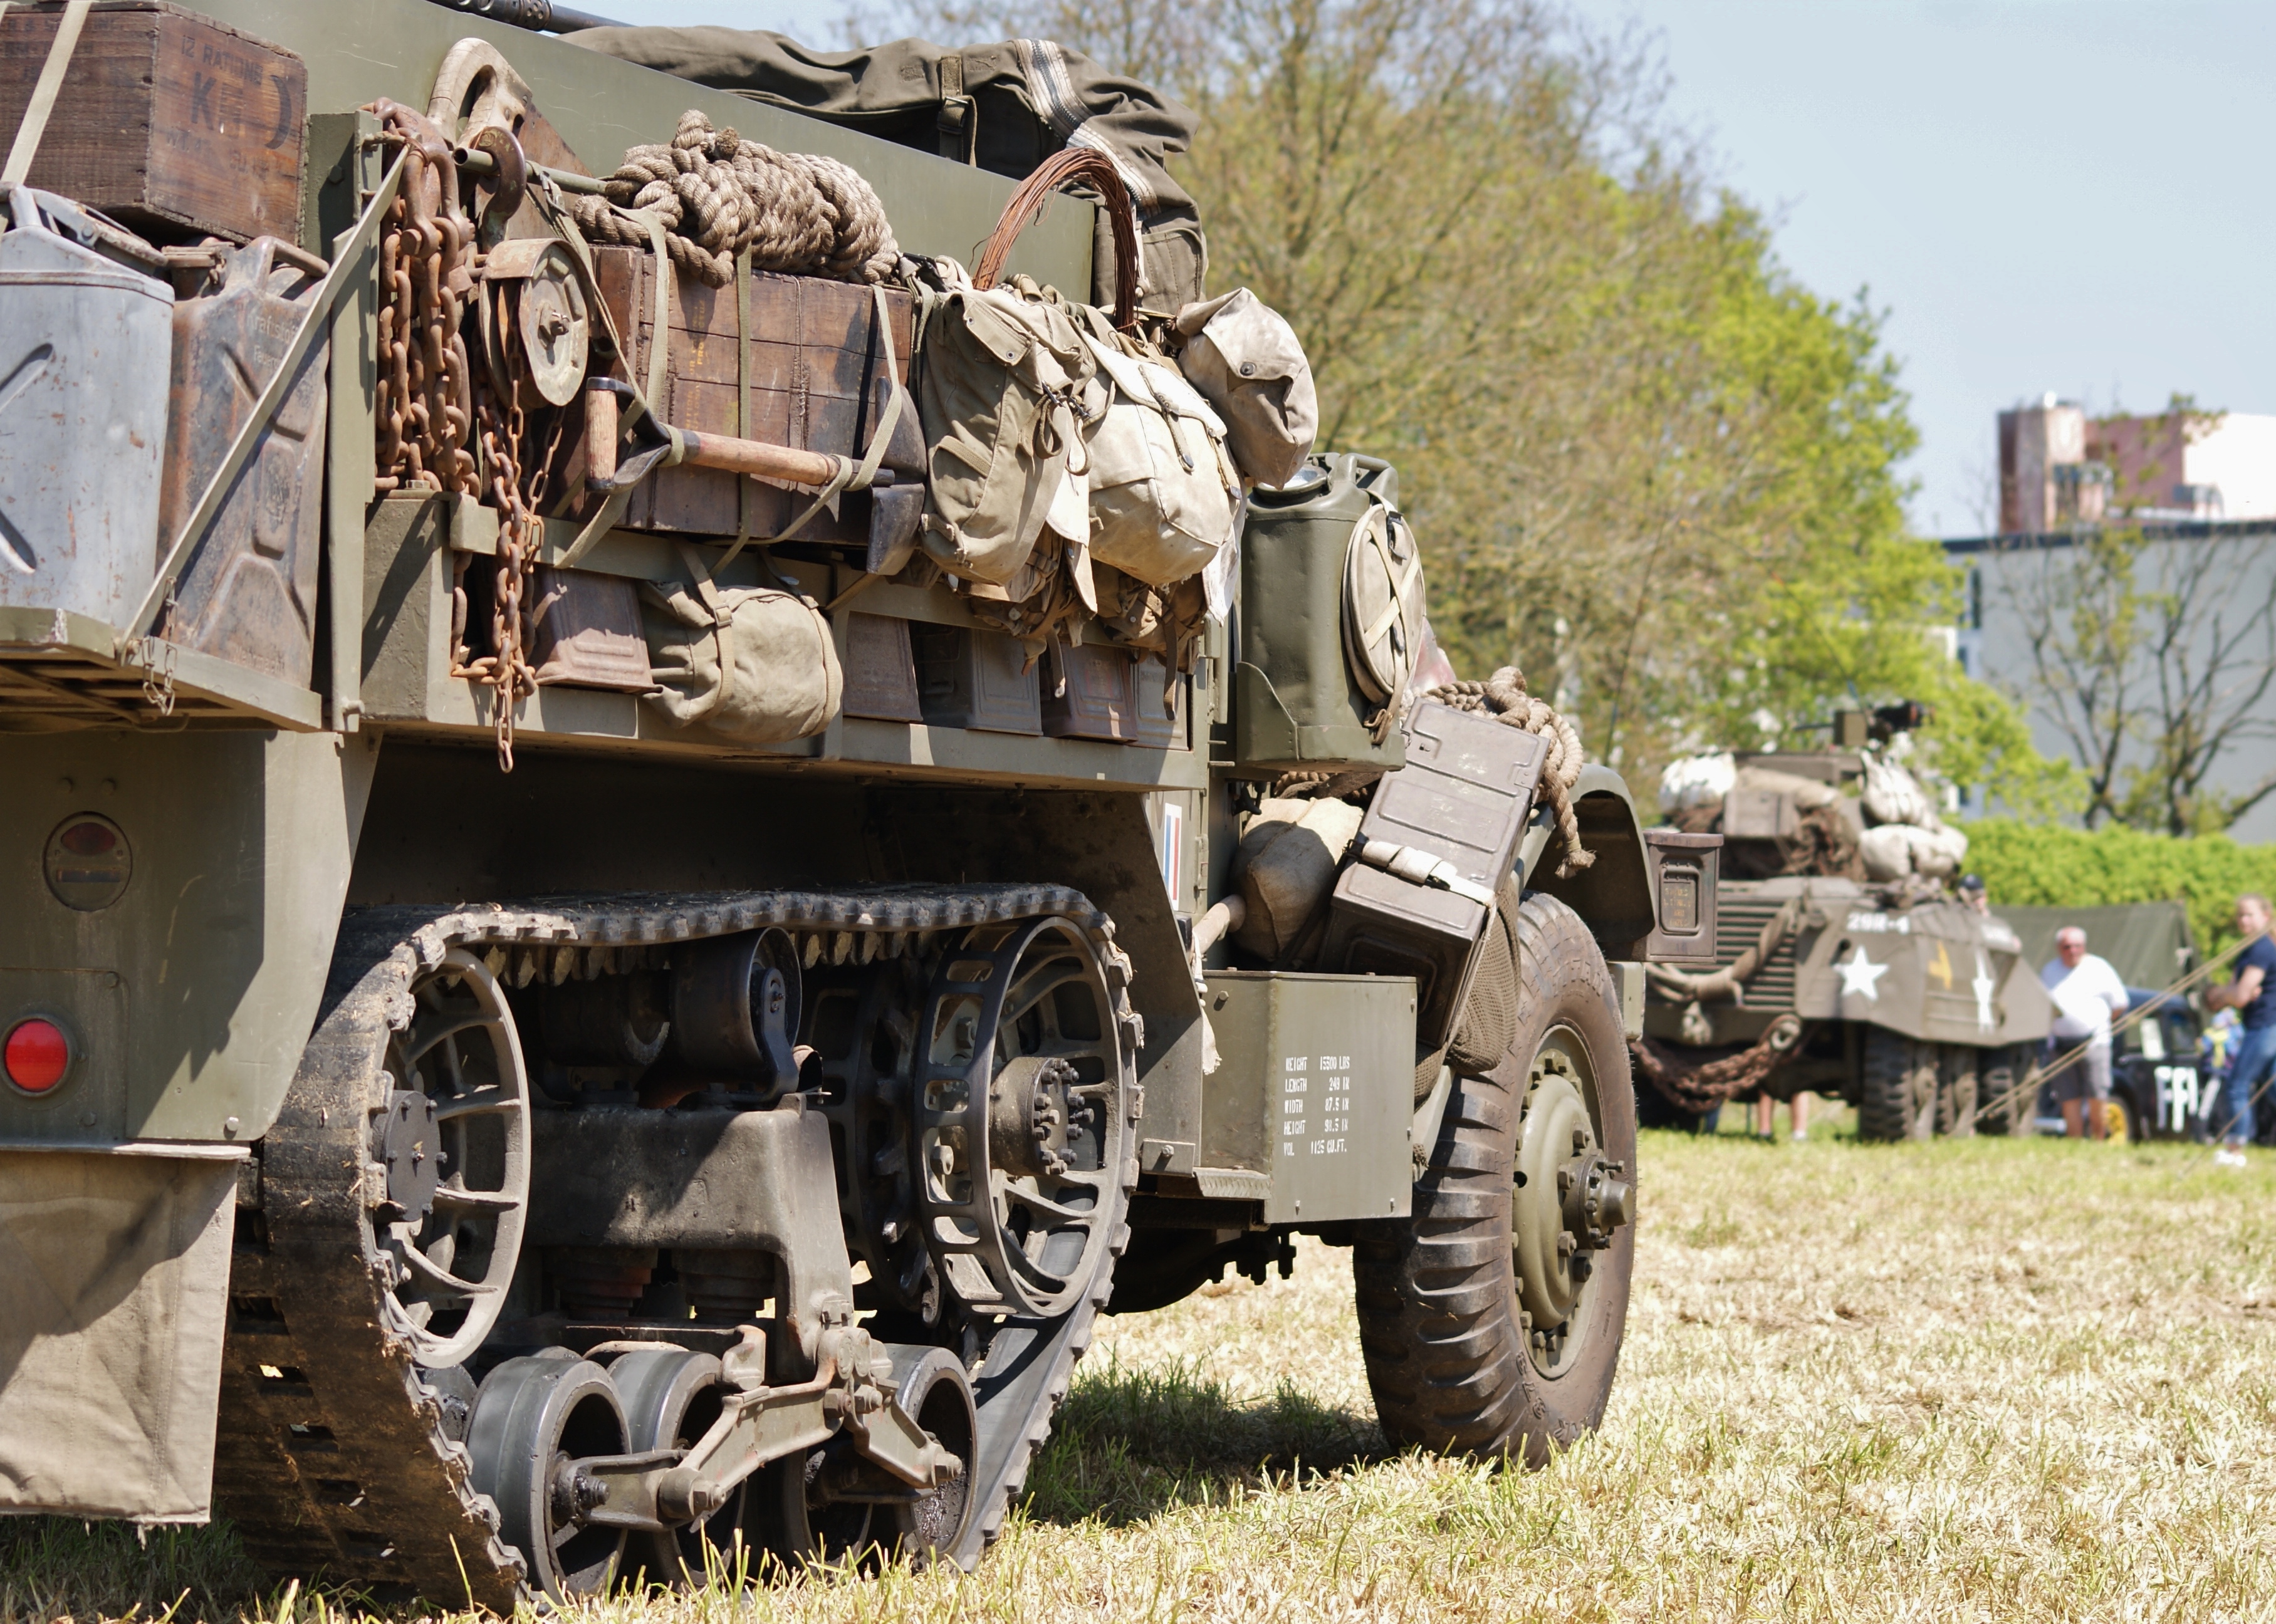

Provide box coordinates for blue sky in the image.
[590,1,2276,539]
[1569,1,2276,539]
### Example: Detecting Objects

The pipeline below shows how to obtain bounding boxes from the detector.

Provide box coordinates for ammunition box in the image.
[842,612,925,722]
[530,568,650,692]
[1038,645,1186,747]
[913,624,1040,733]
[1320,702,1548,1044]
[1198,971,1416,1224]
[1043,642,1142,741]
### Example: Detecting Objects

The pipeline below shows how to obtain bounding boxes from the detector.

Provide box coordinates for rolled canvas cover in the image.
[568,28,1208,307]
[0,1149,238,1522]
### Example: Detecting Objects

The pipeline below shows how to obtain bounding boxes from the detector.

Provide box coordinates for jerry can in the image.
[1233,452,1409,774]
[156,237,330,685]
[0,185,172,630]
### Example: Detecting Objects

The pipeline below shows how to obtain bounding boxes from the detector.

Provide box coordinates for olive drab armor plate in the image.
[0,0,1663,1596]
[1646,875,2053,1050]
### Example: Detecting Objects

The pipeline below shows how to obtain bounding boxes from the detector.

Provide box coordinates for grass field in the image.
[9,1114,2275,1623]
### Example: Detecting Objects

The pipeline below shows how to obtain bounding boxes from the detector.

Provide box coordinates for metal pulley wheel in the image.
[913,917,1132,1320]
[480,236,590,406]
[1341,499,1426,705]
[466,1351,630,1598]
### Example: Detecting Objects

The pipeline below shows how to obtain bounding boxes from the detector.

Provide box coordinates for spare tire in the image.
[1354,892,1637,1462]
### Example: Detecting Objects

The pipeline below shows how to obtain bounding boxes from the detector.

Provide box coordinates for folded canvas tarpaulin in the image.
[567,28,1207,310]
[0,1148,238,1522]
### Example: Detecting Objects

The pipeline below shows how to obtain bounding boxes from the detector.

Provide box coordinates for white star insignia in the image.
[1836,944,1889,1001]
[1971,950,1997,1030]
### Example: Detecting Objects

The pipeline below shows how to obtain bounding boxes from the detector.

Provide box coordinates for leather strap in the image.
[937,55,973,163]
[721,245,756,571]
[668,540,731,724]
[1,0,92,188]
[540,186,679,568]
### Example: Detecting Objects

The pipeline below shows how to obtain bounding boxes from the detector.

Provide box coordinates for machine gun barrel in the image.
[422,0,624,33]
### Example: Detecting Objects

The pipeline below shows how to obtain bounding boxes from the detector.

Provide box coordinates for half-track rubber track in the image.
[212,886,1141,1606]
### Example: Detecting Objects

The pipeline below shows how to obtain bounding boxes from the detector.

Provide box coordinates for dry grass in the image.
[10,1117,2276,1623]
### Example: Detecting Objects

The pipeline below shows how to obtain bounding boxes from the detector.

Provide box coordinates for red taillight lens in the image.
[4,1019,69,1092]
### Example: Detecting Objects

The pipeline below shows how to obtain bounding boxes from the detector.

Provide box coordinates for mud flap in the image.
[0,1148,238,1522]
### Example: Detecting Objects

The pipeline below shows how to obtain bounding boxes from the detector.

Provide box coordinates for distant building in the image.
[1963,397,2276,839]
[1998,395,2276,530]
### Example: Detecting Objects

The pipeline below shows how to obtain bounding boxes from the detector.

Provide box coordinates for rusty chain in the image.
[1629,1013,1806,1116]
[370,100,561,771]
[373,103,476,499]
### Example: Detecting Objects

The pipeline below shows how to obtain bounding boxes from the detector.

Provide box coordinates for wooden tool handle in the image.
[677,430,842,489]
[585,385,619,485]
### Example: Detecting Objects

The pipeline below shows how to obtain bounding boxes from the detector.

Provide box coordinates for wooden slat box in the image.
[0,2,305,244]
[593,247,922,547]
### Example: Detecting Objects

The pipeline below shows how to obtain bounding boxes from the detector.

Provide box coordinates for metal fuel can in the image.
[0,185,172,631]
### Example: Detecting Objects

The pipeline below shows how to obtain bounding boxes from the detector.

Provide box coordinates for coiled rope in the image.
[563,109,899,288]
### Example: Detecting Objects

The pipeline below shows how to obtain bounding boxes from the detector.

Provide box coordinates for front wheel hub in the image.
[1512,1045,1634,1375]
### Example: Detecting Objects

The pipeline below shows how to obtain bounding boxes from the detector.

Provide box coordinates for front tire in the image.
[1354,893,1637,1462]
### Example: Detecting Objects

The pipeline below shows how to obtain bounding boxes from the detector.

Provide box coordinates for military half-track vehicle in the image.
[1638,710,2052,1140]
[0,0,1692,1605]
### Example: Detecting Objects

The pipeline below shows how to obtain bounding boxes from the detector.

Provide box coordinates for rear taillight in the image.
[3,1018,69,1093]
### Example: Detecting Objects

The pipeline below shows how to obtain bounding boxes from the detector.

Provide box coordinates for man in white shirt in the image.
[2040,927,2129,1140]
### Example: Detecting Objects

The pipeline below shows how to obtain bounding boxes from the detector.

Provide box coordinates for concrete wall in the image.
[1956,528,2276,840]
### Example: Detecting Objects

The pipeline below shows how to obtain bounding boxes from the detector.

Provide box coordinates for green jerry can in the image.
[1233,453,1411,775]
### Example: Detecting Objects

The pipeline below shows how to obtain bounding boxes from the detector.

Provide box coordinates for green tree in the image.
[855,0,2067,804]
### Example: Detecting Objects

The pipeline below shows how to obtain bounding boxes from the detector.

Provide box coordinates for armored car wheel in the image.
[1980,1044,2038,1136]
[1355,893,1637,1463]
[1857,1028,1938,1142]
[1936,1045,1980,1138]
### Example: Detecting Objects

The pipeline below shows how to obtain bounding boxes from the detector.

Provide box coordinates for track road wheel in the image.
[1857,1027,1938,1142]
[1355,893,1638,1462]
[748,1348,977,1575]
[466,1352,630,1599]
[609,1348,747,1589]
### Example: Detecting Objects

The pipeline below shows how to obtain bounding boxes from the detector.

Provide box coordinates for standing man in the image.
[2203,893,2275,1167]
[1958,874,1990,916]
[2040,927,2129,1140]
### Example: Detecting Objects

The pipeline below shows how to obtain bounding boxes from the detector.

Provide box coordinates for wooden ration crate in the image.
[0,2,306,244]
[592,248,923,548]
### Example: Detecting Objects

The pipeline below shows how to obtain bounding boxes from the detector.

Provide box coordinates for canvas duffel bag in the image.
[642,544,842,741]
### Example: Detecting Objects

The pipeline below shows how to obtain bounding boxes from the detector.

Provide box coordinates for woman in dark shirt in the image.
[2205,893,2276,1166]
